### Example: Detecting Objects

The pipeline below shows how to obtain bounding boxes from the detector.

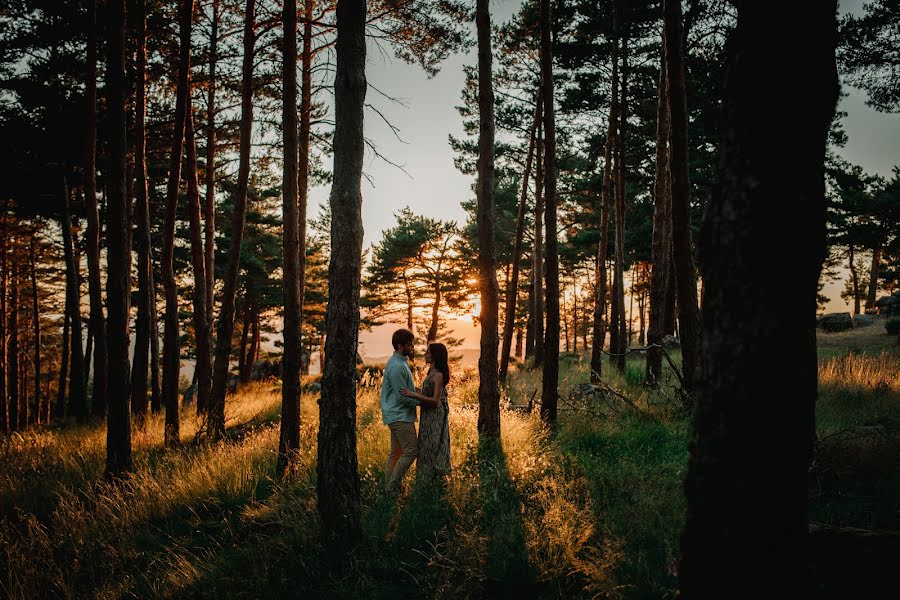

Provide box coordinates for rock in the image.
[226,373,240,395]
[302,381,321,394]
[820,312,853,332]
[568,383,605,404]
[250,359,274,381]
[662,334,680,349]
[853,314,876,328]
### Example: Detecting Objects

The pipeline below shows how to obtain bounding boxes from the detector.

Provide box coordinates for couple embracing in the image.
[380,328,452,492]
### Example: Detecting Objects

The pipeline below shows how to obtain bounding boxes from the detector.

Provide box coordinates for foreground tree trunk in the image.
[209,0,255,440]
[665,0,700,393]
[161,0,195,445]
[540,0,559,423]
[645,37,672,385]
[317,0,365,537]
[678,2,838,595]
[278,0,302,477]
[104,0,133,478]
[475,0,501,436]
[61,181,87,422]
[499,91,540,384]
[0,210,6,431]
[85,0,108,421]
[186,112,213,417]
[131,0,152,420]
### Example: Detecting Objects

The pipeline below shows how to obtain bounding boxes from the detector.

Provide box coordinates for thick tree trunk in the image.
[317,0,365,537]
[85,0,108,421]
[665,0,700,392]
[0,209,6,432]
[131,0,152,420]
[29,234,41,425]
[209,0,255,440]
[62,182,87,422]
[104,0,133,478]
[646,40,672,385]
[205,0,218,332]
[475,0,501,436]
[865,246,881,310]
[540,0,559,423]
[500,92,540,384]
[162,0,195,446]
[186,112,213,417]
[533,121,545,367]
[278,0,302,477]
[56,301,69,420]
[678,2,838,595]
[590,50,618,383]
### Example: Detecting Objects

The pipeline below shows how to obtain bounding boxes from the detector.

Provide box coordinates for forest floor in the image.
[1,322,898,599]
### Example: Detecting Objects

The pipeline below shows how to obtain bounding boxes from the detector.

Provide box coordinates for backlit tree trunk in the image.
[539,0,559,423]
[665,0,700,392]
[646,39,672,385]
[678,2,838,595]
[162,0,195,445]
[475,0,501,436]
[85,0,108,420]
[500,91,540,384]
[105,0,133,478]
[61,179,87,422]
[279,0,302,477]
[209,0,255,440]
[186,112,212,417]
[317,0,365,537]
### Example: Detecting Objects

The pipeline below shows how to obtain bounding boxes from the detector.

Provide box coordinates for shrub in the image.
[886,318,900,336]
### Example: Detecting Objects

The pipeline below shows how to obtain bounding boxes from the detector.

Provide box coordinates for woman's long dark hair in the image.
[428,342,450,385]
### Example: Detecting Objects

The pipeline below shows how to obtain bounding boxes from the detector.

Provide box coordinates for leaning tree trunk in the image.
[186,112,213,417]
[865,245,881,310]
[161,0,195,446]
[29,233,41,425]
[645,36,672,386]
[61,179,87,422]
[678,2,838,596]
[665,0,700,393]
[205,0,218,333]
[317,0,365,538]
[85,0,108,421]
[500,90,540,384]
[533,119,545,367]
[131,0,152,420]
[540,0,559,424]
[209,0,255,440]
[475,0,501,436]
[278,0,302,478]
[105,0,133,478]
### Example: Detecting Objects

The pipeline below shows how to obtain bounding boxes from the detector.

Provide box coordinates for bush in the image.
[886,318,900,336]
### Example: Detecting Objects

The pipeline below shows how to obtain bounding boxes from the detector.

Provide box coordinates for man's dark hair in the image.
[391,328,415,351]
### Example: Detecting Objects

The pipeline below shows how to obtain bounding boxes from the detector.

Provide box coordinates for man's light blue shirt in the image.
[381,351,419,424]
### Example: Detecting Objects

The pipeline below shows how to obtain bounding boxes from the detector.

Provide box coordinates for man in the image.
[381,328,427,492]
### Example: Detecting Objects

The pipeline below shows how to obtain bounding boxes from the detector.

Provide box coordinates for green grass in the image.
[1,328,897,599]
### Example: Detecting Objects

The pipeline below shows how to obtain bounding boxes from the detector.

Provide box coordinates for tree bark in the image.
[209,0,255,440]
[317,0,365,538]
[848,245,860,315]
[533,120,545,367]
[149,270,162,414]
[56,299,69,421]
[186,111,213,418]
[104,0,133,478]
[646,40,672,385]
[678,2,838,595]
[0,208,6,432]
[131,0,152,421]
[162,0,195,446]
[475,0,501,436]
[7,237,17,430]
[665,0,700,392]
[590,48,618,383]
[205,0,218,332]
[610,1,627,375]
[29,233,41,425]
[278,0,302,477]
[62,181,87,422]
[500,91,540,384]
[865,246,881,310]
[540,0,559,423]
[85,0,108,421]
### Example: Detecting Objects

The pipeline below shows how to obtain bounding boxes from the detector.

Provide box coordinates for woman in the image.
[400,342,451,480]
